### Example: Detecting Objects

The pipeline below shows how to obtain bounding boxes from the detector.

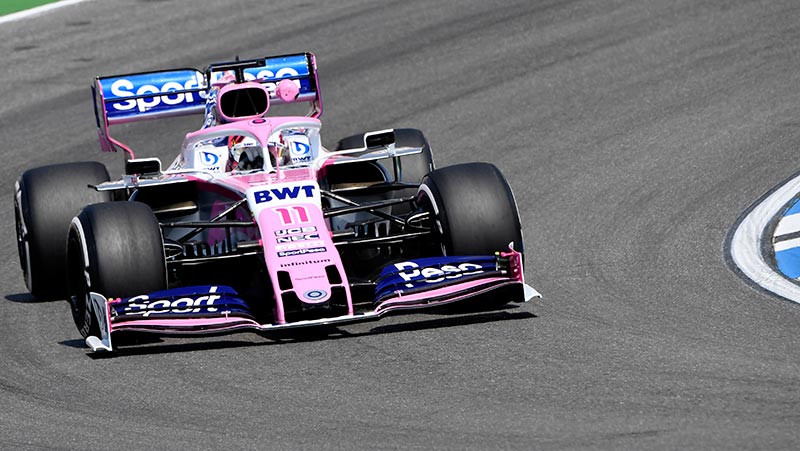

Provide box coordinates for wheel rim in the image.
[67,227,95,338]
[14,194,31,290]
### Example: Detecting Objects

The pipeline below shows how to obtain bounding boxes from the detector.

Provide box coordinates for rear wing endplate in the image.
[93,52,322,157]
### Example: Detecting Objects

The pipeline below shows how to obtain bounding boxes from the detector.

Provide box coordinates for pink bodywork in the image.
[96,114,532,335]
[179,116,352,324]
[84,53,536,350]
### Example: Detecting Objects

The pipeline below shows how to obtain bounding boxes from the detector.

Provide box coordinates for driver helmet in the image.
[228,136,264,171]
[267,140,291,168]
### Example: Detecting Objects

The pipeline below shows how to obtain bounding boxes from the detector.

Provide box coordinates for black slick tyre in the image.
[417,162,523,257]
[14,162,111,300]
[66,202,167,338]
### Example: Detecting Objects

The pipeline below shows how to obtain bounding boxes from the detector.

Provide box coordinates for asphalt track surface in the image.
[1,1,799,450]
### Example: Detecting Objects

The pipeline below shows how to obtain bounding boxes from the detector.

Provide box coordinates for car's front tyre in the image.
[66,202,167,337]
[417,162,523,257]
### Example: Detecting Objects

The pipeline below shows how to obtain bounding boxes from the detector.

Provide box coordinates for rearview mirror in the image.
[365,130,396,148]
[125,158,162,175]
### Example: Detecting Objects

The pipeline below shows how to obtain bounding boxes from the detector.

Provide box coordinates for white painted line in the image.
[730,172,800,304]
[774,236,800,253]
[0,0,93,25]
[774,212,800,237]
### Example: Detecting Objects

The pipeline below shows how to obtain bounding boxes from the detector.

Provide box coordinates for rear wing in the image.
[93,52,322,157]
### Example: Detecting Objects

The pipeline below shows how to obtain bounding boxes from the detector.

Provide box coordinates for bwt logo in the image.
[110,75,205,113]
[201,151,220,166]
[290,141,312,163]
[254,185,315,204]
[291,141,311,156]
[394,261,484,288]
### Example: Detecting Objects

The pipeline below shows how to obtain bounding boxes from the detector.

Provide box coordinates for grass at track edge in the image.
[0,0,62,16]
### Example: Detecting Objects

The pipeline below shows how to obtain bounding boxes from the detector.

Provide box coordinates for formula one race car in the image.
[14,52,539,352]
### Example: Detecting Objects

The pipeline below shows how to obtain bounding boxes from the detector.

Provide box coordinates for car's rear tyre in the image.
[335,128,435,185]
[15,162,111,300]
[66,202,167,338]
[417,162,523,257]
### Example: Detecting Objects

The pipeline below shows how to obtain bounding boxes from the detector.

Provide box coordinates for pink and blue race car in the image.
[14,52,539,352]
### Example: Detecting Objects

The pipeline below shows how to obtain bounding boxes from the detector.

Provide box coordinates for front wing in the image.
[84,251,541,352]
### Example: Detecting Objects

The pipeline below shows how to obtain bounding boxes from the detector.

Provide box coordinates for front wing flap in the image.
[84,250,540,352]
